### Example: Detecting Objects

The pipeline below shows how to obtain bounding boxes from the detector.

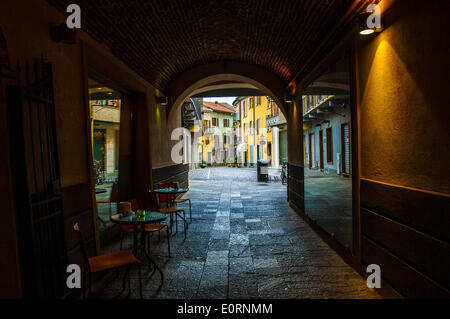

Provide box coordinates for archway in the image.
[166,61,289,126]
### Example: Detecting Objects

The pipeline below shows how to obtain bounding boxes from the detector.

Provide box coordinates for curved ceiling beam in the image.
[192,88,266,98]
[166,61,288,124]
[193,82,259,95]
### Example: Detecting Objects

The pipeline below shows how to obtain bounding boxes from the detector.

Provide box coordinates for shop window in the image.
[302,51,354,250]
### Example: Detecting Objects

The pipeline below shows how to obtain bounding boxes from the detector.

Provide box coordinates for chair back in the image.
[73,222,90,267]
[156,182,177,204]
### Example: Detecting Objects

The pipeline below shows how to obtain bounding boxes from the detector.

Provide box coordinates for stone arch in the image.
[165,61,288,126]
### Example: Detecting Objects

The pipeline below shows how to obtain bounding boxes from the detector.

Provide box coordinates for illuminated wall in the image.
[358,0,450,298]
[359,0,450,194]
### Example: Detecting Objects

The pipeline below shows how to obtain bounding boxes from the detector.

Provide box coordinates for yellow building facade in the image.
[235,96,280,165]
[196,102,235,165]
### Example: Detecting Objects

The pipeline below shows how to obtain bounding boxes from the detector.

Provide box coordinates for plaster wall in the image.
[358,0,450,194]
[0,0,89,188]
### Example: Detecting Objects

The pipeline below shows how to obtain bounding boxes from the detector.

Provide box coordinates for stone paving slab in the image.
[99,167,381,299]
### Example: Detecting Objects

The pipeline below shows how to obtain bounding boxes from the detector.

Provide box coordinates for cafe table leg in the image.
[132,225,139,254]
[140,227,164,285]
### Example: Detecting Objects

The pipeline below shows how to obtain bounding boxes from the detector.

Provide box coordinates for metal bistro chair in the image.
[73,222,143,299]
[157,182,192,223]
[151,188,187,240]
[172,183,192,224]
[119,199,171,257]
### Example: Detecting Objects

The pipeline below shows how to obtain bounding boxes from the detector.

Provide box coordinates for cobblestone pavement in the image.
[99,167,380,299]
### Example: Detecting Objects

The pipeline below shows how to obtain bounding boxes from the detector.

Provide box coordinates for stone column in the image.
[272,126,279,168]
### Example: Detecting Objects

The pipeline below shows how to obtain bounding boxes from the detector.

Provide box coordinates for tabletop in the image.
[110,211,167,225]
[153,187,188,194]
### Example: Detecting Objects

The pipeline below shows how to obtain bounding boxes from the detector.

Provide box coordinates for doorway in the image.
[7,61,68,298]
[309,133,315,169]
[88,78,122,236]
[319,130,324,170]
[303,135,307,166]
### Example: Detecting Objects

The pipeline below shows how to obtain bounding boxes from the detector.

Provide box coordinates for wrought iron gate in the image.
[7,59,68,298]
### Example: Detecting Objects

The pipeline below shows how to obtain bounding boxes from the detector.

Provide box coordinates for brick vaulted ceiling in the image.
[47,0,373,91]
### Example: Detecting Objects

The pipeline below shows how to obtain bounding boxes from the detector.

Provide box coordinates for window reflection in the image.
[88,78,121,233]
[302,53,353,250]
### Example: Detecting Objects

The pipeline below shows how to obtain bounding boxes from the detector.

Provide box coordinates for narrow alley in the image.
[100,167,380,299]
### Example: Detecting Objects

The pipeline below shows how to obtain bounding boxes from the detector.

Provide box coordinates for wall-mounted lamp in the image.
[285,83,296,103]
[359,4,383,35]
[156,96,169,106]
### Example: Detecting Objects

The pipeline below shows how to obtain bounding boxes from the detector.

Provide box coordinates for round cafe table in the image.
[110,211,167,283]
